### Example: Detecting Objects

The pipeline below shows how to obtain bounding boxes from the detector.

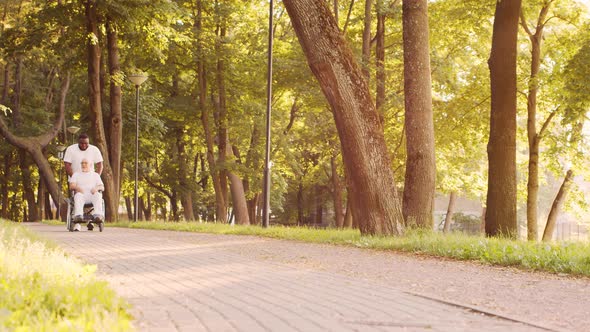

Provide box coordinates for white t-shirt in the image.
[63,144,103,174]
[70,171,103,194]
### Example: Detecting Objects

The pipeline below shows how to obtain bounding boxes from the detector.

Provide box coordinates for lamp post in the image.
[128,73,148,222]
[56,145,67,220]
[66,126,80,144]
[262,0,274,228]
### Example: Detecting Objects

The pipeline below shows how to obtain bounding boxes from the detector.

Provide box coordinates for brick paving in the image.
[27,223,552,332]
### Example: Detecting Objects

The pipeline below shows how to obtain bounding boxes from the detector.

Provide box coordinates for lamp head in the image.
[67,126,80,134]
[128,73,148,86]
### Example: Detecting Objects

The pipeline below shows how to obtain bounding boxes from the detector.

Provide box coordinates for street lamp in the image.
[56,145,67,220]
[128,73,148,222]
[262,0,274,228]
[67,126,80,144]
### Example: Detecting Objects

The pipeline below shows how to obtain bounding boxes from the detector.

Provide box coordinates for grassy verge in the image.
[0,220,133,331]
[104,220,590,277]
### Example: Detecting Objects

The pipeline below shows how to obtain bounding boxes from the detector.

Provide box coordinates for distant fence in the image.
[552,222,589,242]
[436,213,589,242]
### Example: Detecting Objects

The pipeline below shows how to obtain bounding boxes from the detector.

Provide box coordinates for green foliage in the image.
[0,220,132,331]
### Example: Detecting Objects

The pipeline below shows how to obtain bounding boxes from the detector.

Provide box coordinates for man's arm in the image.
[69,181,81,193]
[65,162,73,177]
[95,161,103,175]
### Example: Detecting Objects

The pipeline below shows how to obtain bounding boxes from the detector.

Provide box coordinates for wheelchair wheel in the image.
[66,199,73,232]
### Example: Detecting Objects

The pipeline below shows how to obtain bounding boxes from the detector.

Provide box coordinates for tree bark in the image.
[297,182,304,226]
[19,150,37,222]
[283,0,404,235]
[197,0,227,223]
[142,193,152,221]
[542,170,574,242]
[521,2,553,241]
[85,0,117,222]
[125,196,132,220]
[375,1,386,120]
[176,129,195,221]
[0,152,10,219]
[331,154,345,228]
[485,0,521,238]
[215,22,229,217]
[402,0,435,229]
[344,196,353,228]
[106,16,123,214]
[225,144,249,225]
[442,191,456,233]
[361,0,372,80]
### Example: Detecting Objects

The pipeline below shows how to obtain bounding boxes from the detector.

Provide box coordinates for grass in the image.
[0,220,133,331]
[103,220,590,277]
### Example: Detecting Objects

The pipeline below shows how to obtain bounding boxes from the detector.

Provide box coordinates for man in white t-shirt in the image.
[69,158,105,231]
[64,133,103,177]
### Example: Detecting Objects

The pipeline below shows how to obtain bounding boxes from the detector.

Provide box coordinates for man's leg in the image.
[73,193,85,220]
[90,192,104,220]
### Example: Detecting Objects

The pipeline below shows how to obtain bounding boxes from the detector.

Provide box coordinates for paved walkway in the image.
[27,223,552,332]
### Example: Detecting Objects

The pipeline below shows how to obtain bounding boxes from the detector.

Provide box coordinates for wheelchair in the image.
[66,191,105,232]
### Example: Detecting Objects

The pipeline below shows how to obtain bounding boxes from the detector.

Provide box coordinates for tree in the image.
[283,0,404,235]
[402,0,435,228]
[84,0,117,222]
[520,0,555,241]
[485,0,522,238]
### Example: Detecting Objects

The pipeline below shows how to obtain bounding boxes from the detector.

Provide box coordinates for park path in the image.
[26,223,584,332]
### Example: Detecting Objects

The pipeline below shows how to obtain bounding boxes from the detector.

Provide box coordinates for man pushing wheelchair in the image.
[63,133,105,232]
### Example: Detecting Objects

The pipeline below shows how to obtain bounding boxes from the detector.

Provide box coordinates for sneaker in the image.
[87,223,94,231]
[74,215,83,222]
[74,224,81,232]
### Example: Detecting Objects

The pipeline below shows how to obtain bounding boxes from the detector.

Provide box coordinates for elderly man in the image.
[69,158,104,231]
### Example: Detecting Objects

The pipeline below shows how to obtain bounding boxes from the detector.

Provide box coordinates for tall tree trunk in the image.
[44,191,53,220]
[19,151,37,222]
[125,196,132,220]
[375,1,386,120]
[485,0,521,238]
[197,0,227,222]
[0,152,10,218]
[402,0,435,228]
[227,172,250,225]
[343,196,353,228]
[480,206,486,234]
[215,22,229,217]
[442,191,457,233]
[521,2,553,241]
[106,17,123,213]
[85,0,117,222]
[170,191,179,221]
[226,144,249,225]
[542,170,574,242]
[331,154,345,228]
[2,63,9,103]
[243,121,262,225]
[137,196,144,221]
[12,57,23,127]
[283,0,404,236]
[361,0,372,80]
[297,182,304,226]
[176,129,195,221]
[37,177,45,221]
[142,193,152,221]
